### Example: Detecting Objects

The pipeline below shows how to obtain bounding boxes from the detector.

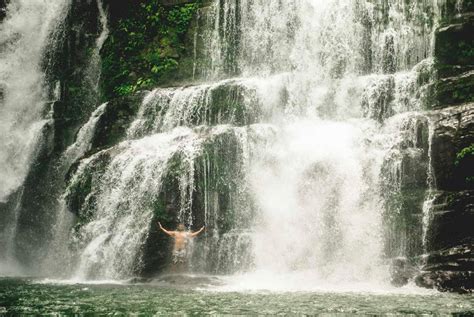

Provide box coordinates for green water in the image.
[1,277,473,316]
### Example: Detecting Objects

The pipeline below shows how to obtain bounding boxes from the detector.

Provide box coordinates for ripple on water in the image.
[0,278,473,315]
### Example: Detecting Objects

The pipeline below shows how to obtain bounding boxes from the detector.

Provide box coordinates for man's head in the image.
[177,223,186,231]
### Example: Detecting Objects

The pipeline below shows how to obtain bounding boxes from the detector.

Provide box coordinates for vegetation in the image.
[455,144,474,185]
[101,0,201,100]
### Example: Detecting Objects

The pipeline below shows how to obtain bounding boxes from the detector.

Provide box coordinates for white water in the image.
[85,0,109,97]
[193,0,440,288]
[0,0,69,202]
[421,119,437,254]
[249,120,385,279]
[70,128,203,279]
[62,103,108,166]
[127,75,285,139]
[0,0,70,275]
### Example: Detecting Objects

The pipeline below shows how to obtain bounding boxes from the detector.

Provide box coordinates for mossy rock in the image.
[435,18,474,66]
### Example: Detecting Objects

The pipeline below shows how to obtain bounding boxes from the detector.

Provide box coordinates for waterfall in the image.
[0,0,70,273]
[0,0,70,202]
[62,103,108,166]
[85,0,109,97]
[421,119,437,254]
[52,0,444,285]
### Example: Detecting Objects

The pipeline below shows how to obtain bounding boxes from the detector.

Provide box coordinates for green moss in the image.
[100,1,201,100]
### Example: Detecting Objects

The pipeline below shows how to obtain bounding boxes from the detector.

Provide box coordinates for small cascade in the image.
[85,0,109,97]
[421,119,437,254]
[127,76,286,139]
[380,113,431,258]
[0,187,24,275]
[62,103,108,166]
[38,103,108,276]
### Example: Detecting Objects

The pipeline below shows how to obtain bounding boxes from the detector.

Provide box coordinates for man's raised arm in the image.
[158,222,174,236]
[190,226,205,237]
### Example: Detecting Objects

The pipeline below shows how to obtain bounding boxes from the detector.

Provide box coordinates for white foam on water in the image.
[38,278,129,286]
[210,271,438,295]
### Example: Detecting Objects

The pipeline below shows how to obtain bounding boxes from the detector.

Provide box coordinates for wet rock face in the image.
[90,93,144,151]
[435,19,474,68]
[437,71,474,106]
[382,116,430,260]
[416,243,474,293]
[434,5,474,108]
[431,104,474,191]
[422,104,474,294]
[417,0,474,291]
[426,191,474,252]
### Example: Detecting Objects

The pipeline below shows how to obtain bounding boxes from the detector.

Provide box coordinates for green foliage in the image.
[101,1,200,100]
[168,4,199,34]
[455,144,474,165]
[455,144,474,185]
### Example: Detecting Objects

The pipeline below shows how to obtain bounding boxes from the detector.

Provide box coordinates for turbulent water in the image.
[1,278,474,315]
[0,0,463,300]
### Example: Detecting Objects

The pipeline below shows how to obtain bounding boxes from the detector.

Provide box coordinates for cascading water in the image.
[195,0,440,289]
[85,0,109,99]
[0,0,69,201]
[0,0,70,274]
[46,0,444,288]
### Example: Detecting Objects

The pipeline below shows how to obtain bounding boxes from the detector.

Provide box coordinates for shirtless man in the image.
[158,222,205,267]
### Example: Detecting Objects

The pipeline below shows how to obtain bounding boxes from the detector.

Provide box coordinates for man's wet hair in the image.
[177,223,186,231]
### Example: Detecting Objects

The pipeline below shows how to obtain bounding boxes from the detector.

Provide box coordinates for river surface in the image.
[1,276,473,315]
